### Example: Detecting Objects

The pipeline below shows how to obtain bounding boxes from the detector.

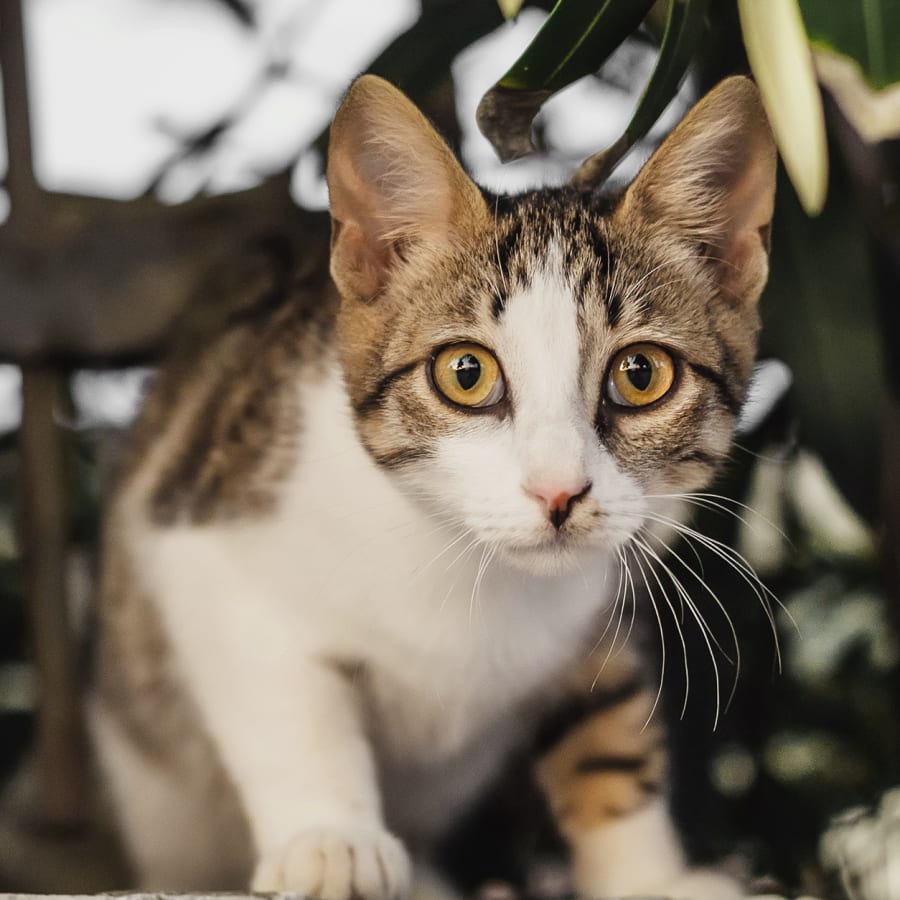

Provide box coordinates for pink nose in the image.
[524,481,592,530]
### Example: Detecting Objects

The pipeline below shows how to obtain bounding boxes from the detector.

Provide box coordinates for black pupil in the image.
[623,354,653,391]
[453,354,482,391]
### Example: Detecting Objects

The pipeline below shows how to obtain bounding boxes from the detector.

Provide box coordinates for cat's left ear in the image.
[616,77,777,305]
[327,75,490,303]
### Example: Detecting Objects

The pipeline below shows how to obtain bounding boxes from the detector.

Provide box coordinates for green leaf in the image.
[739,0,829,216]
[799,0,900,90]
[497,0,525,20]
[571,0,710,190]
[477,0,656,161]
[498,0,657,92]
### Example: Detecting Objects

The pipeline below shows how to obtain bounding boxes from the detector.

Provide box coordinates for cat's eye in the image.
[431,343,505,409]
[607,344,676,408]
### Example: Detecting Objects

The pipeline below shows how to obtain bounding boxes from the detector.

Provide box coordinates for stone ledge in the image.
[0,894,818,900]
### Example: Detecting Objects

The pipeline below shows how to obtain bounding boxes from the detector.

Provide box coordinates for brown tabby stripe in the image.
[353,359,421,416]
[370,446,431,469]
[146,294,326,525]
[534,676,647,754]
[686,360,742,414]
[674,448,726,466]
[487,188,619,321]
[574,754,648,774]
[638,777,664,794]
[606,290,623,328]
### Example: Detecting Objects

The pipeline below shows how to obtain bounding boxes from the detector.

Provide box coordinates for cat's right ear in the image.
[616,76,777,306]
[327,75,490,303]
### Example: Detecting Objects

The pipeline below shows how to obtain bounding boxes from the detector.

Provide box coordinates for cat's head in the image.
[326,75,775,576]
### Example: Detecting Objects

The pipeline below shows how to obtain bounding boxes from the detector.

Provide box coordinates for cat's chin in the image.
[499,539,601,578]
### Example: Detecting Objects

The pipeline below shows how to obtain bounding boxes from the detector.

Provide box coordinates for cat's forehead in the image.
[482,188,690,338]
[490,188,617,292]
[389,184,726,364]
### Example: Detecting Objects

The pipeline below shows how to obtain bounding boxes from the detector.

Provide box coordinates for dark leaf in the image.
[571,0,710,189]
[477,0,656,161]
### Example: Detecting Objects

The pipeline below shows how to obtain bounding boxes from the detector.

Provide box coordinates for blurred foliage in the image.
[800,0,900,89]
[477,0,654,161]
[479,0,714,186]
[762,161,885,523]
[484,0,899,215]
[0,1,898,897]
[664,425,900,891]
[0,430,25,665]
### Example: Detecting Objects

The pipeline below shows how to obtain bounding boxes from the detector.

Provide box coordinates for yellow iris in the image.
[432,343,504,409]
[608,343,675,407]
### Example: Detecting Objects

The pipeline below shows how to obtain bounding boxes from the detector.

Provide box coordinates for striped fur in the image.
[91,75,775,900]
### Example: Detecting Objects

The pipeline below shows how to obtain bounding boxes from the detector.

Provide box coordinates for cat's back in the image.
[90,239,340,843]
[113,239,340,528]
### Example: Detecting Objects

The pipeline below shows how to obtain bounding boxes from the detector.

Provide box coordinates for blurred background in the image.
[0,0,897,897]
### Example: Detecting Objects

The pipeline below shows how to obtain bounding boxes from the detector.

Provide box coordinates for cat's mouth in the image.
[498,528,600,576]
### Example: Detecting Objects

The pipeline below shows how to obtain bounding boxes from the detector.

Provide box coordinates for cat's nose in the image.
[524,480,592,530]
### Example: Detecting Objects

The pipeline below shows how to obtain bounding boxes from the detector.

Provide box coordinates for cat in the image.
[89,73,775,900]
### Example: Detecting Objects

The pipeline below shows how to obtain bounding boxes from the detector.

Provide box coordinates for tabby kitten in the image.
[90,74,775,900]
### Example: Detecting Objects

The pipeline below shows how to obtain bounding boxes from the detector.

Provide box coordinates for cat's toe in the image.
[252,826,411,900]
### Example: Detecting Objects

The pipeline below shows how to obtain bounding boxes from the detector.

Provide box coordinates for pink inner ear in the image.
[331,219,392,303]
[709,141,776,299]
[619,79,776,306]
[327,75,490,304]
[716,229,766,300]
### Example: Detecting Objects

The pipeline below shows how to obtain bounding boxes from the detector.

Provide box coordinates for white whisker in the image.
[610,500,791,673]
[591,549,627,668]
[412,526,475,578]
[631,540,691,720]
[439,537,482,613]
[633,535,724,730]
[609,548,639,663]
[492,194,510,296]
[623,541,667,729]
[469,542,496,624]
[620,250,715,307]
[639,531,736,662]
[645,490,789,545]
[665,516,791,641]
[644,529,741,713]
[602,554,632,667]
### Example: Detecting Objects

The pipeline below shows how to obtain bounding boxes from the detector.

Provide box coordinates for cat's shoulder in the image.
[115,231,341,527]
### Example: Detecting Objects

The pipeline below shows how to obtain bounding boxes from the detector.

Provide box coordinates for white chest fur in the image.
[126,358,616,845]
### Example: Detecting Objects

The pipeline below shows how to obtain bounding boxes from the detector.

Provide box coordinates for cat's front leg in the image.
[242,665,410,900]
[536,665,742,900]
[179,637,410,900]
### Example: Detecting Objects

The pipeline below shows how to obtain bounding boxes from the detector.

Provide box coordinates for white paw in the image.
[665,867,745,899]
[252,825,412,900]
